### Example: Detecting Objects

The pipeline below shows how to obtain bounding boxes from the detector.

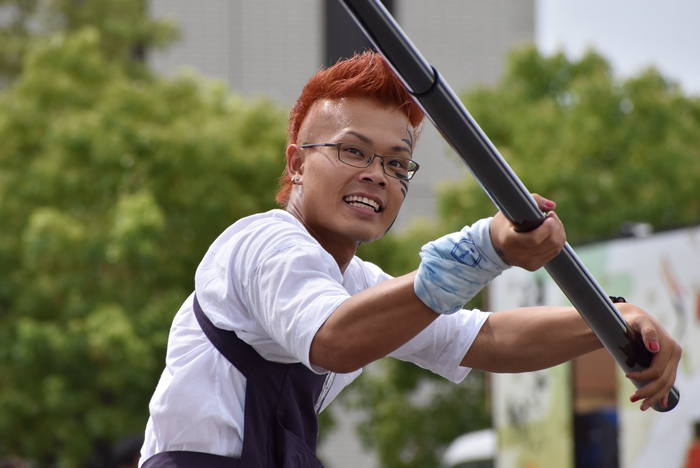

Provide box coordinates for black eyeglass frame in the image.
[300,142,420,180]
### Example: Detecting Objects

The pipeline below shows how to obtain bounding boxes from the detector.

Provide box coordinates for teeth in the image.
[344,195,380,212]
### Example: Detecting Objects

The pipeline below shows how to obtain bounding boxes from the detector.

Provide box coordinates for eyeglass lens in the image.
[337,143,417,180]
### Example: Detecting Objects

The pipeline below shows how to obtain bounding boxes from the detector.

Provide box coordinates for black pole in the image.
[338,0,679,412]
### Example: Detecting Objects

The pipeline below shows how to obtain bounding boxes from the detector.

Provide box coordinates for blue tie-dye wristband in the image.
[413,218,510,315]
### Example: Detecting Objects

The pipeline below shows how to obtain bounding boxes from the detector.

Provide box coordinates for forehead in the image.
[298,97,413,146]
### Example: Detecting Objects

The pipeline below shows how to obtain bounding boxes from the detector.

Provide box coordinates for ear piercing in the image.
[292,176,300,184]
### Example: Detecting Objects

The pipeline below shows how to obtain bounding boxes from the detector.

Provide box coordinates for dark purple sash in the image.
[142,295,327,468]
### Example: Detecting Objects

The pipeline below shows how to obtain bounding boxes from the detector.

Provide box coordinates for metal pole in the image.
[338,0,679,412]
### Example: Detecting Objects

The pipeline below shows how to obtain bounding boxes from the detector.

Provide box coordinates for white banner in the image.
[489,225,700,468]
[489,267,574,468]
[598,227,700,468]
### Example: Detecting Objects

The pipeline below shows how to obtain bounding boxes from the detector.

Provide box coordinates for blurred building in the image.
[147,1,534,466]
[147,0,534,231]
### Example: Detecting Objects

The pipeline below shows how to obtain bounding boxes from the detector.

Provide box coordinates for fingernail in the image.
[661,397,668,409]
[641,403,650,412]
[630,395,639,403]
[649,341,659,351]
[545,200,555,208]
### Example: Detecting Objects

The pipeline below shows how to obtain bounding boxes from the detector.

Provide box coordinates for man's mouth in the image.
[344,195,381,213]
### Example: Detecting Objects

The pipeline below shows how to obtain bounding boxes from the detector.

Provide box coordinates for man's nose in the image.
[360,156,388,185]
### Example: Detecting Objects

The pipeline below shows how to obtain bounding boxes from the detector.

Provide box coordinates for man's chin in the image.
[360,220,398,243]
[348,228,385,245]
[343,217,397,244]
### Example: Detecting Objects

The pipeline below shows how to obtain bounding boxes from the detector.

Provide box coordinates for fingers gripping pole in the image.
[338,0,679,412]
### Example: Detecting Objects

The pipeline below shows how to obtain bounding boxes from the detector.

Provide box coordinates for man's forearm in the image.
[310,271,439,373]
[461,306,602,373]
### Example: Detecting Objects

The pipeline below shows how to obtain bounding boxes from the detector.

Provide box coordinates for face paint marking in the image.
[400,129,413,199]
[399,179,408,199]
[401,129,414,153]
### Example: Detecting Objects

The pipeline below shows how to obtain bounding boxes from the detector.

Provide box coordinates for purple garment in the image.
[143,295,326,468]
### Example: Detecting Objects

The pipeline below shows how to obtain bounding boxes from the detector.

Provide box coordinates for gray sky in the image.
[536,0,700,96]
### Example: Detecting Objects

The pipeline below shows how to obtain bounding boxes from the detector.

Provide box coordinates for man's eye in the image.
[387,158,408,169]
[344,146,367,158]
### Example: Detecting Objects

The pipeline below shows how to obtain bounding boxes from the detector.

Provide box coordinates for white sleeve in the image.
[241,241,351,373]
[388,308,491,383]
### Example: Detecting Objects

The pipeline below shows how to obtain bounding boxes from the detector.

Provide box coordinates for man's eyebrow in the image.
[342,131,412,155]
[342,131,373,145]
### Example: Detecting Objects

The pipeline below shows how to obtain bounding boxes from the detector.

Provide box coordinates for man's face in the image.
[286,97,415,251]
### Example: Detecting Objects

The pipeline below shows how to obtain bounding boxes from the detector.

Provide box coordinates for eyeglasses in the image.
[300,142,420,180]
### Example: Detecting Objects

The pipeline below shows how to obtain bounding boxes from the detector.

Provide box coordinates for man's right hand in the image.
[490,193,566,271]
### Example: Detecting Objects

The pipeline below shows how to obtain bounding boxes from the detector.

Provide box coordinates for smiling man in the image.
[139,52,681,468]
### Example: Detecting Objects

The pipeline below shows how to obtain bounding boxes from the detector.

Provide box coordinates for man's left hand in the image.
[620,303,682,411]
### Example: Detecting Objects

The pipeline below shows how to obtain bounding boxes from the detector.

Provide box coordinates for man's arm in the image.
[310,270,438,374]
[462,303,682,411]
[460,306,601,373]
[311,195,564,373]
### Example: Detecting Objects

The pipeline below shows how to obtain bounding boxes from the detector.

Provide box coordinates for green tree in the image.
[0,0,177,82]
[343,359,490,468]
[352,46,700,468]
[441,46,700,244]
[0,29,287,467]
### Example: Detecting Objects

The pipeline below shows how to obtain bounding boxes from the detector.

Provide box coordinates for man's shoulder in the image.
[218,209,313,249]
[231,209,303,234]
[222,210,341,276]
[198,210,320,272]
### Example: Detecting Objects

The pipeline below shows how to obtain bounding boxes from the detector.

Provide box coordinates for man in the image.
[139,52,680,467]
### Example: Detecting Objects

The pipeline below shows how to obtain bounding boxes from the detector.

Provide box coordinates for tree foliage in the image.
[0,0,177,81]
[0,30,287,467]
[440,46,700,244]
[344,361,490,468]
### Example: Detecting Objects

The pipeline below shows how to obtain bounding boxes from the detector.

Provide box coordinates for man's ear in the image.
[286,144,305,180]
